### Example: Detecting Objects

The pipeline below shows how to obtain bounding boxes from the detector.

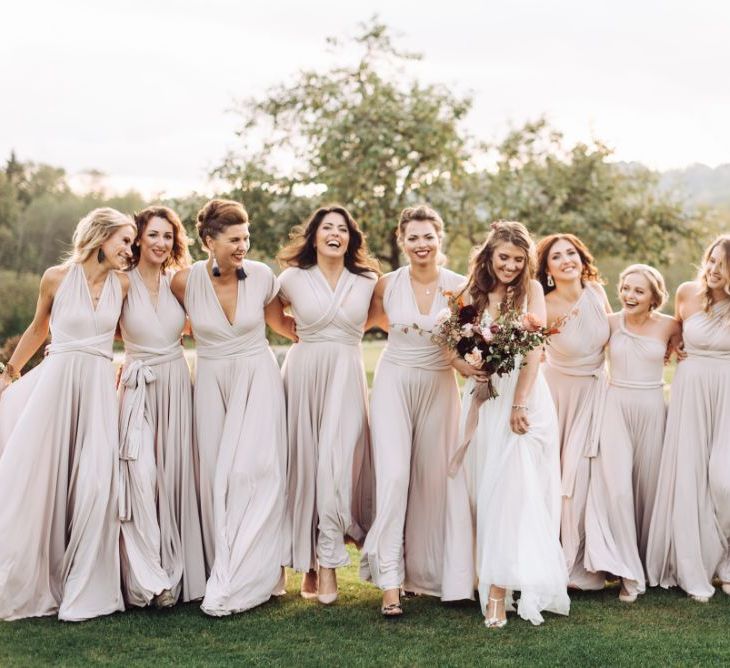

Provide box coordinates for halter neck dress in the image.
[0,264,124,621]
[118,268,205,605]
[360,266,464,597]
[185,260,286,615]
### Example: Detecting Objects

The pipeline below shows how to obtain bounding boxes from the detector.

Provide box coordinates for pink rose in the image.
[464,349,483,367]
[521,312,542,333]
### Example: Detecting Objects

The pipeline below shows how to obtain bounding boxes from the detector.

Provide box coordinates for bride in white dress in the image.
[443,221,570,628]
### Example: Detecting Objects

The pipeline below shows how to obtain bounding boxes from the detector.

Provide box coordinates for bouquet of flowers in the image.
[433,288,560,400]
[431,288,564,476]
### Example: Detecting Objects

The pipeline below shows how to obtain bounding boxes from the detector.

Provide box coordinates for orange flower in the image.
[521,312,542,333]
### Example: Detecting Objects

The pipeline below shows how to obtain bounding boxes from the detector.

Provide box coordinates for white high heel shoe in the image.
[484,596,507,629]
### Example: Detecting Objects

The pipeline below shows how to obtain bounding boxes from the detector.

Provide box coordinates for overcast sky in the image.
[3,0,729,197]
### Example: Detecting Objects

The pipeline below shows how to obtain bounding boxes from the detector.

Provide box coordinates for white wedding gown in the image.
[455,314,570,625]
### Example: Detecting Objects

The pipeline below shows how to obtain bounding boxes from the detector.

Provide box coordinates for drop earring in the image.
[546,273,554,287]
[235,266,247,281]
[212,254,221,277]
[97,248,106,264]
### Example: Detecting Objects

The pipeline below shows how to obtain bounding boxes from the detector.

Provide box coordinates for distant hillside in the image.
[659,163,730,208]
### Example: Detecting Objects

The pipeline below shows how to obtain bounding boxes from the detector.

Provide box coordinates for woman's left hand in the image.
[510,405,529,435]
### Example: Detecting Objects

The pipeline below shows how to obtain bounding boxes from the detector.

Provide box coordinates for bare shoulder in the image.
[373,273,392,298]
[41,265,70,295]
[607,311,622,328]
[114,270,130,295]
[655,311,681,334]
[171,267,191,288]
[676,280,701,301]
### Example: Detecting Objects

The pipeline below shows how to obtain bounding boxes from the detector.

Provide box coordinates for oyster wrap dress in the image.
[280,266,376,572]
[646,301,730,598]
[360,266,463,596]
[184,260,287,615]
[584,314,666,593]
[543,282,610,590]
[443,308,570,625]
[118,268,206,605]
[0,264,124,621]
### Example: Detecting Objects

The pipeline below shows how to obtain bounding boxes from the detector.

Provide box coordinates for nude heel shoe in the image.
[484,596,507,629]
[317,567,338,605]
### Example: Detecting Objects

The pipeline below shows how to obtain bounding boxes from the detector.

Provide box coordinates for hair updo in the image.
[196,199,249,249]
[618,264,668,311]
[396,205,445,245]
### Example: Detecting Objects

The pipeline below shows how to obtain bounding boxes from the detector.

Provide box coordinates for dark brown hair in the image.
[466,221,536,316]
[196,199,249,248]
[699,234,730,312]
[277,205,380,277]
[130,206,191,271]
[536,233,601,294]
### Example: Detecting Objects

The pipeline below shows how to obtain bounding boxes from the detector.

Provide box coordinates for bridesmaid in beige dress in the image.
[118,206,205,608]
[536,234,612,590]
[0,208,134,621]
[360,205,465,617]
[647,235,730,601]
[584,265,679,601]
[278,205,379,604]
[170,199,296,616]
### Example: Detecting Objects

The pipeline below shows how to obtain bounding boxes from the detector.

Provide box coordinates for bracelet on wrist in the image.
[511,404,528,412]
[0,362,20,381]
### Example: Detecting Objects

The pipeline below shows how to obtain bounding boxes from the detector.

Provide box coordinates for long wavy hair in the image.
[130,206,192,271]
[699,234,730,312]
[64,207,135,265]
[466,221,536,316]
[277,205,380,277]
[536,233,602,294]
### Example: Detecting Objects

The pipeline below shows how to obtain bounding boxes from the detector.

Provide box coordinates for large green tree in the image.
[217,18,473,269]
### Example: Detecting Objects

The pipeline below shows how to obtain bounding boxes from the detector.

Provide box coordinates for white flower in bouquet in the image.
[464,348,483,367]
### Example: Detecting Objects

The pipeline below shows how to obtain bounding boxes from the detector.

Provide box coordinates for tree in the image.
[217,17,473,269]
[470,119,699,265]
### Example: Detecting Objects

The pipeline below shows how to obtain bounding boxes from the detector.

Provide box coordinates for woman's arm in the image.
[265,296,298,342]
[169,268,190,308]
[510,280,547,435]
[0,266,64,393]
[365,275,389,332]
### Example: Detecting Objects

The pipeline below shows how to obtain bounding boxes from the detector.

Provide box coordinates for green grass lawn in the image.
[12,344,691,665]
[2,549,729,666]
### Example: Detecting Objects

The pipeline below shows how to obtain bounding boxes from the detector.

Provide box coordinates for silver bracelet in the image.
[511,404,528,411]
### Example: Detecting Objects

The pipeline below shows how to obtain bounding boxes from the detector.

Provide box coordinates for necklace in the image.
[409,270,439,295]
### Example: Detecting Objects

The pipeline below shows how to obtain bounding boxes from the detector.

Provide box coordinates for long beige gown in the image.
[185,260,286,615]
[543,282,610,590]
[584,314,666,593]
[646,301,730,598]
[444,308,570,625]
[0,264,124,621]
[280,266,376,572]
[360,266,463,596]
[118,268,206,606]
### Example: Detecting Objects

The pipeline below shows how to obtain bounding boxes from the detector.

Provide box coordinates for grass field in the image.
[2,550,730,666]
[5,343,694,666]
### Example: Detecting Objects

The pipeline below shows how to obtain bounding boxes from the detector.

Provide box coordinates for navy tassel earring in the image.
[97,248,105,263]
[211,255,221,277]
[236,266,247,281]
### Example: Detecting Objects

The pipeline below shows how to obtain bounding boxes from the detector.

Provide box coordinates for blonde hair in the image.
[65,207,135,265]
[396,205,445,244]
[618,264,668,311]
[698,234,730,312]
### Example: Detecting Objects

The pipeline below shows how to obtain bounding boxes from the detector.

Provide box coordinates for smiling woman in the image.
[277,205,380,604]
[169,198,297,617]
[0,208,135,621]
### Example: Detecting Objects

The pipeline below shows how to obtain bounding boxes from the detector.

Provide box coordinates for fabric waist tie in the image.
[47,332,114,360]
[610,378,663,389]
[196,337,268,360]
[118,342,185,521]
